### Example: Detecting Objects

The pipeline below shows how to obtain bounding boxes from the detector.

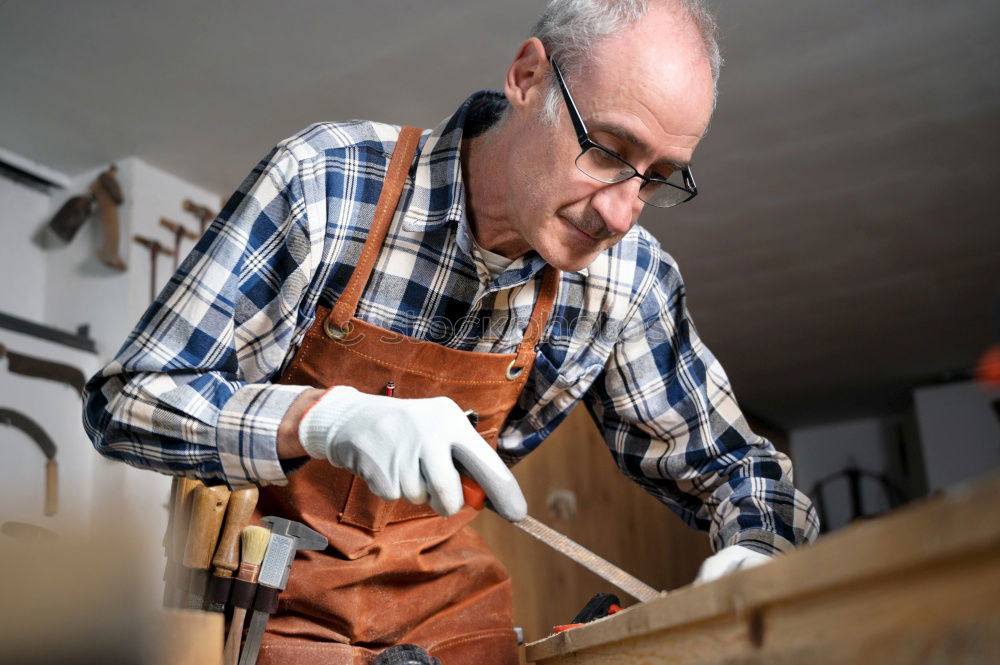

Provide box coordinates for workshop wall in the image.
[1,151,222,573]
[0,177,49,321]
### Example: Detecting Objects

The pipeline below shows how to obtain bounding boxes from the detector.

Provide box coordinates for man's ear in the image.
[504,37,549,111]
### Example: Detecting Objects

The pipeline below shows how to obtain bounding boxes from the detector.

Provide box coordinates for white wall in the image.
[0,177,51,321]
[915,381,1000,491]
[1,150,221,563]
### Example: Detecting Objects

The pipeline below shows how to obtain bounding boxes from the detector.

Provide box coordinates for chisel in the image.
[461,477,661,603]
[206,486,260,612]
[182,484,231,609]
[238,517,327,665]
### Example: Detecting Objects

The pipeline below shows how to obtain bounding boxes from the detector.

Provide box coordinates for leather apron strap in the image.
[327,125,424,334]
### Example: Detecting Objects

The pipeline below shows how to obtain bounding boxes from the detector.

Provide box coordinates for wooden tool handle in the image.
[44,459,58,516]
[90,180,126,271]
[211,486,259,574]
[168,478,202,562]
[183,485,231,569]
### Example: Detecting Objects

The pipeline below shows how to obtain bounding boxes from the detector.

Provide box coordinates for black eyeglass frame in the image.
[549,57,698,208]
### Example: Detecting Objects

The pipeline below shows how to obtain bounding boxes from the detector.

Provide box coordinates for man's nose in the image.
[590,177,643,236]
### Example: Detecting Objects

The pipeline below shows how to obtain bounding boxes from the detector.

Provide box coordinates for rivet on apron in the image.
[505,358,524,380]
[323,317,353,340]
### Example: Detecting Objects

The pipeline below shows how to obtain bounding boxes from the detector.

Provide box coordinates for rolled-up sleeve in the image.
[83,143,319,487]
[585,251,819,554]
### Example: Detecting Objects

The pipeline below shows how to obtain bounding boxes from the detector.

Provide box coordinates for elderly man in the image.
[84,1,818,663]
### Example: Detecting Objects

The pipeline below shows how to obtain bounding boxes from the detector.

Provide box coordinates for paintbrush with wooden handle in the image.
[224,525,271,665]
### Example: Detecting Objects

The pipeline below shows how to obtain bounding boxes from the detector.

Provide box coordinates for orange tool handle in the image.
[461,476,487,511]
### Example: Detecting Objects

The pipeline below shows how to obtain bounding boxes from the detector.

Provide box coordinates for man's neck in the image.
[461,126,531,260]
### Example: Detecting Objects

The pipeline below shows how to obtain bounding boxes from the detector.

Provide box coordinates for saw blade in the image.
[512,515,661,603]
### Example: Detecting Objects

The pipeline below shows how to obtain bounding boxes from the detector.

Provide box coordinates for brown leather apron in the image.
[256,126,560,665]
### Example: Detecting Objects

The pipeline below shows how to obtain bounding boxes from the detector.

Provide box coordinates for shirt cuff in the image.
[216,382,310,486]
[725,529,798,557]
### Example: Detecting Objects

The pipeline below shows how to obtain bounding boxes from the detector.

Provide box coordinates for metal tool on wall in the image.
[0,407,58,516]
[0,343,86,396]
[132,235,175,303]
[48,165,126,271]
[183,199,217,233]
[159,217,199,270]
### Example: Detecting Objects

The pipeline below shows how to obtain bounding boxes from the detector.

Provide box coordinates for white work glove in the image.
[298,386,527,521]
[695,545,773,584]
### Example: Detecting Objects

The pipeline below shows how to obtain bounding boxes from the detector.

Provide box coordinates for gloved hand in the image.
[695,544,773,584]
[298,386,527,521]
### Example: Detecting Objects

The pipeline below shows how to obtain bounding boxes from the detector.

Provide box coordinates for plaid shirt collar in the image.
[402,91,477,234]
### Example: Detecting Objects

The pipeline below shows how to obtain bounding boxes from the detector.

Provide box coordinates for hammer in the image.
[132,234,175,303]
[159,218,199,270]
[183,199,217,234]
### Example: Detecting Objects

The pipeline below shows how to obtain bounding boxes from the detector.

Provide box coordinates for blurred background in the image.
[1,0,998,650]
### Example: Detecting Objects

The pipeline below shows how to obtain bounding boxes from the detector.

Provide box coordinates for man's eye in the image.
[593,150,621,166]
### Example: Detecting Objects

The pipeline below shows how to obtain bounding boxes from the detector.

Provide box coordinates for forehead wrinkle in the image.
[588,119,692,171]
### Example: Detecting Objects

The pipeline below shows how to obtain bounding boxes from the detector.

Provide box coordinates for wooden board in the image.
[525,471,1000,665]
[472,406,711,643]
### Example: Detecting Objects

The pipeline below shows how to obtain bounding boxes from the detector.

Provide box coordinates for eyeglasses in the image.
[550,57,698,208]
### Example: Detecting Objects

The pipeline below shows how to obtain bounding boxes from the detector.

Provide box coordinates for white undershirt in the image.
[474,242,515,280]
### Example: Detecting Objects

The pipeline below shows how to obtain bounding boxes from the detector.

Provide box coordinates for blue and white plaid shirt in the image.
[83,92,818,554]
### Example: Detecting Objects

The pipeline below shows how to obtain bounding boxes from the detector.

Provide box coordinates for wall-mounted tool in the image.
[224,525,270,665]
[182,484,231,609]
[206,485,259,613]
[0,343,86,396]
[183,199,217,234]
[0,407,57,516]
[48,196,93,243]
[132,235,175,303]
[47,165,126,271]
[238,517,328,665]
[159,217,199,270]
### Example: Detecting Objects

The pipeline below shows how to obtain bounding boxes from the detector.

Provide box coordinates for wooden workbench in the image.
[526,471,1000,665]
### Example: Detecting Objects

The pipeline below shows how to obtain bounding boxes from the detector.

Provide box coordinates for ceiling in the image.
[1,1,998,428]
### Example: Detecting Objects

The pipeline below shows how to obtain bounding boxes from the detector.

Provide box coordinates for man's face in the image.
[503,6,715,271]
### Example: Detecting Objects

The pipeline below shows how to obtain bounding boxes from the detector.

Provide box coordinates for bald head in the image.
[530,0,722,122]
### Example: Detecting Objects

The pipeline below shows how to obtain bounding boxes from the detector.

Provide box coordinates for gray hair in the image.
[529,0,723,124]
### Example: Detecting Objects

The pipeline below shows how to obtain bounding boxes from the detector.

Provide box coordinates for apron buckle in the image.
[323,318,353,340]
